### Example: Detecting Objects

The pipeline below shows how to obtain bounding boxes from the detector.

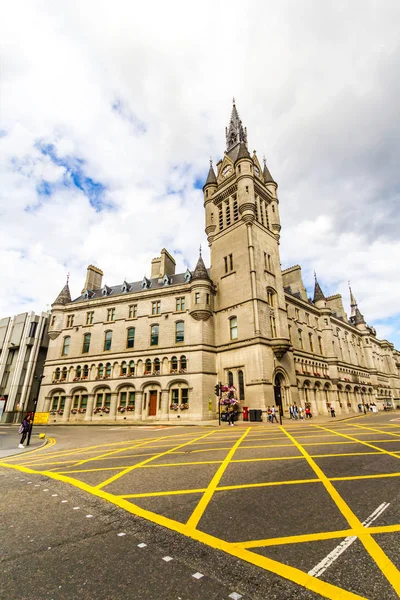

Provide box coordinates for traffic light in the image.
[214,383,220,396]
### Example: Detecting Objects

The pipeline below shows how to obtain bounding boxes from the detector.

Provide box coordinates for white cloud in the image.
[1,0,400,346]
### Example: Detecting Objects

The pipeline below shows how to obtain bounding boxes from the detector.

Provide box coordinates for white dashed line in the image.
[34,484,40,487]
[162,556,173,562]
[86,514,93,518]
[192,572,204,580]
[137,543,147,548]
[51,494,58,497]
[117,532,126,537]
[72,507,80,510]
[43,489,49,492]
[27,481,32,484]
[61,500,68,503]
[229,593,243,600]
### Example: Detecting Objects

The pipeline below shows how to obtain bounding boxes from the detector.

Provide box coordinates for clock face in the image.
[254,165,260,177]
[222,165,232,178]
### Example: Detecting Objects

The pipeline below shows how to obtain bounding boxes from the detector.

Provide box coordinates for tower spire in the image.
[313,272,326,304]
[225,99,248,152]
[52,276,71,306]
[348,282,366,325]
[348,281,357,317]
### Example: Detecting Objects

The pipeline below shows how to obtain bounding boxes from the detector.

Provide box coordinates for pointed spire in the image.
[263,156,276,184]
[52,278,71,306]
[348,281,357,317]
[235,142,251,161]
[204,159,217,188]
[348,282,366,325]
[313,272,326,303]
[192,253,211,281]
[354,307,366,326]
[225,99,248,152]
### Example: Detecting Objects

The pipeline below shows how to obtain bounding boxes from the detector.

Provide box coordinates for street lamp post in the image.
[26,374,45,446]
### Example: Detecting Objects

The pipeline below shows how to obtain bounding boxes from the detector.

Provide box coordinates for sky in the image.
[1,0,400,347]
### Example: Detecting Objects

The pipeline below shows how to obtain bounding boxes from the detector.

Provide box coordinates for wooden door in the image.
[149,391,157,416]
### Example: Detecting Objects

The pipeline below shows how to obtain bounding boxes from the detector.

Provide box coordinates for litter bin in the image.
[255,409,262,422]
[242,406,249,421]
[249,409,257,422]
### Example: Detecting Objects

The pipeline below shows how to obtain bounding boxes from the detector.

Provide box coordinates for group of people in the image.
[266,406,279,422]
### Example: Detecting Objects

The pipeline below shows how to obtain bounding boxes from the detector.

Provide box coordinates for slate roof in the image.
[191,255,211,281]
[72,271,200,303]
[313,278,326,303]
[52,282,71,306]
[204,164,217,187]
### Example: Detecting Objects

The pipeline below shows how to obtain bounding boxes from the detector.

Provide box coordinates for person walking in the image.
[289,404,294,419]
[298,406,304,420]
[271,406,278,423]
[305,406,312,419]
[330,406,336,418]
[292,404,298,420]
[18,414,31,448]
[227,406,236,426]
[267,406,272,422]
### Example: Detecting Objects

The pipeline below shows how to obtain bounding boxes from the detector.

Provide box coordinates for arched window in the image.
[145,359,152,374]
[171,356,178,372]
[154,358,160,373]
[150,325,159,346]
[127,327,135,349]
[121,361,127,375]
[129,360,135,375]
[270,315,277,338]
[180,355,187,372]
[318,336,323,354]
[308,333,314,353]
[105,362,112,377]
[54,367,61,380]
[238,370,245,400]
[230,317,238,340]
[298,329,303,349]
[76,365,82,378]
[266,288,275,307]
[175,321,184,344]
[82,333,91,354]
[228,371,234,387]
[61,367,68,380]
[98,363,104,377]
[83,364,89,379]
[104,330,112,351]
[62,336,70,356]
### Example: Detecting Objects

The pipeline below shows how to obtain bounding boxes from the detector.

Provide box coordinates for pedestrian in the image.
[305,406,312,419]
[298,406,304,420]
[330,406,336,418]
[289,404,294,419]
[292,404,298,420]
[271,406,278,423]
[267,406,272,422]
[18,414,31,448]
[227,406,235,426]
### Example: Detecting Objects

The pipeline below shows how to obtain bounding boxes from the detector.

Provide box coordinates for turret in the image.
[49,276,71,340]
[349,283,366,330]
[203,160,218,244]
[313,273,327,309]
[235,142,255,224]
[189,251,213,321]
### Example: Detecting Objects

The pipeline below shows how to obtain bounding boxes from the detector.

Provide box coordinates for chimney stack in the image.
[82,265,103,293]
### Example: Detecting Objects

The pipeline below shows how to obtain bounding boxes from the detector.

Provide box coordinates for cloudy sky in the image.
[1,0,400,346]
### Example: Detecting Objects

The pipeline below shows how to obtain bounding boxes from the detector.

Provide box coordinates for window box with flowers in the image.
[144,371,151,375]
[179,368,187,374]
[170,403,179,411]
[126,406,135,411]
[52,379,59,384]
[56,409,64,415]
[60,378,66,382]
[94,407,102,414]
[303,371,311,376]
[313,372,321,377]
[170,369,178,374]
[95,376,104,380]
[118,406,126,413]
[103,376,110,380]
[71,409,78,414]
[102,406,110,414]
[82,376,88,380]
[179,403,189,410]
[50,411,56,416]
[152,371,161,376]
[78,408,86,414]
[73,377,81,382]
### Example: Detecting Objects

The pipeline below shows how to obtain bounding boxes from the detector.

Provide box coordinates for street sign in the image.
[33,412,50,425]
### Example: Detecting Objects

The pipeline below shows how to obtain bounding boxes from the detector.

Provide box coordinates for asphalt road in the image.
[1,414,399,600]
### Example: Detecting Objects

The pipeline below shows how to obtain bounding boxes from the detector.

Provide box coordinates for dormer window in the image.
[122,281,131,293]
[163,274,171,286]
[102,285,112,296]
[184,269,191,283]
[83,289,95,300]
[142,276,151,289]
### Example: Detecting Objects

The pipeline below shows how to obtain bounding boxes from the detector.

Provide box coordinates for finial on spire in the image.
[66,272,70,284]
[263,155,266,167]
[199,244,202,257]
[232,97,236,105]
[314,271,317,281]
[209,157,213,167]
[226,100,248,152]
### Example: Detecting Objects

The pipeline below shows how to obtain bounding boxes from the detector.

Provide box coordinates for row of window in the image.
[53,356,188,382]
[62,322,185,356]
[218,198,239,231]
[60,297,188,329]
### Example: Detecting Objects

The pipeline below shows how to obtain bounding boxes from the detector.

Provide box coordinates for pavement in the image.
[0,426,47,459]
[1,413,399,600]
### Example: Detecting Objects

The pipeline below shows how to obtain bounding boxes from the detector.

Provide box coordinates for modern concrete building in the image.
[0,311,49,422]
[36,102,400,423]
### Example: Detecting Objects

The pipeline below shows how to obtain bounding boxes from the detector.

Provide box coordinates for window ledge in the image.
[221,270,236,280]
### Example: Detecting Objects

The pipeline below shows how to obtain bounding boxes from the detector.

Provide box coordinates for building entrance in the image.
[149,391,157,416]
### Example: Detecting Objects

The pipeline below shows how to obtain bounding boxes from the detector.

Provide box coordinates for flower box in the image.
[179,403,189,410]
[169,404,179,411]
[170,370,178,374]
[179,369,187,374]
[71,409,78,414]
[56,409,64,415]
[118,406,126,413]
[102,407,110,413]
[78,408,86,414]
[126,406,135,411]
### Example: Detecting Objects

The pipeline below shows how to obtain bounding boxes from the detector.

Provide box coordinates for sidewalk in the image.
[0,434,47,460]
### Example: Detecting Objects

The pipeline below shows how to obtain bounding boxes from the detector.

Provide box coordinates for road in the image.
[0,413,399,600]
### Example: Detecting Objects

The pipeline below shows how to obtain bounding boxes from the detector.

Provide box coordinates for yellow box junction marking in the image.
[312,424,400,461]
[280,426,400,597]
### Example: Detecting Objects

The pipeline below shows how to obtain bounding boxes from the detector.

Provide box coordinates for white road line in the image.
[229,593,243,600]
[308,502,391,578]
[117,532,126,537]
[192,572,204,579]
[162,556,173,562]
[137,543,147,548]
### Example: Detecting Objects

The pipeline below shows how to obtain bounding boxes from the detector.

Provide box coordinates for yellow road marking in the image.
[351,423,400,438]
[0,461,365,600]
[312,425,400,460]
[186,428,250,530]
[72,435,172,467]
[280,426,400,596]
[95,429,219,490]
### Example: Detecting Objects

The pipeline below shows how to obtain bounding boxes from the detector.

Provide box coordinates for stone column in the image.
[311,388,319,416]
[44,396,52,413]
[135,391,143,421]
[62,395,73,423]
[160,389,169,420]
[84,393,95,421]
[109,392,118,421]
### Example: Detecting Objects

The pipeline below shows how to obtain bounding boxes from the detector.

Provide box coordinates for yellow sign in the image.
[33,412,50,425]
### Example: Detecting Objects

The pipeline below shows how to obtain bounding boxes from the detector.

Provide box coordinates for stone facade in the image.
[37,102,400,423]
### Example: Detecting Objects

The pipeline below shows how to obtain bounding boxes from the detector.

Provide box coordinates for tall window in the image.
[306,313,310,325]
[229,254,233,270]
[82,333,91,353]
[104,330,112,351]
[224,256,228,273]
[66,315,74,327]
[98,363,104,377]
[259,199,264,225]
[105,362,112,377]
[298,329,303,349]
[176,297,185,311]
[152,301,161,315]
[127,327,135,348]
[233,199,239,221]
[180,355,187,371]
[145,359,152,374]
[154,358,160,373]
[238,370,245,400]
[230,317,238,340]
[295,308,300,321]
[62,336,70,356]
[195,292,200,304]
[86,311,94,325]
[128,304,137,319]
[309,333,314,353]
[267,289,275,307]
[264,252,272,272]
[151,324,159,346]
[107,308,115,321]
[171,389,179,405]
[219,206,223,230]
[171,356,178,371]
[76,365,82,378]
[121,361,127,375]
[270,315,277,338]
[228,371,234,387]
[129,360,135,375]
[175,321,184,343]
[225,201,231,226]
[83,364,89,379]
